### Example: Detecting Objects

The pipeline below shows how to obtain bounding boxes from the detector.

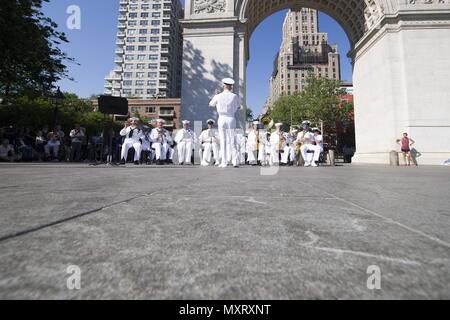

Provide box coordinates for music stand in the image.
[90,96,128,167]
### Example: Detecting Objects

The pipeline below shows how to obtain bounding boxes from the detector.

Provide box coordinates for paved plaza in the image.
[0,163,449,299]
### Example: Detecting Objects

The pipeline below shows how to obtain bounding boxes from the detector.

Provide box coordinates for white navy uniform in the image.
[300,131,321,166]
[247,129,267,164]
[199,128,220,166]
[150,128,173,161]
[209,89,241,167]
[281,132,296,164]
[120,126,143,162]
[270,130,287,165]
[237,133,247,165]
[174,128,197,165]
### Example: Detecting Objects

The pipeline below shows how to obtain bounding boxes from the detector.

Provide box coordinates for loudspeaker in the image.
[98,96,129,115]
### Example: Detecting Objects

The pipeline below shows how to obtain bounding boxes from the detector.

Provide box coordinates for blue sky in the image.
[43,0,352,115]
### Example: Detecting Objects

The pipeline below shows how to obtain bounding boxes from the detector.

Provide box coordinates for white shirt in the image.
[175,129,197,144]
[247,130,266,151]
[298,131,314,145]
[150,128,173,145]
[315,134,324,150]
[120,126,143,142]
[270,131,286,146]
[199,129,219,145]
[70,128,86,143]
[209,90,241,117]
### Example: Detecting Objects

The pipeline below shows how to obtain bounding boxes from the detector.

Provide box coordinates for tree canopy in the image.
[269,77,353,128]
[0,0,72,100]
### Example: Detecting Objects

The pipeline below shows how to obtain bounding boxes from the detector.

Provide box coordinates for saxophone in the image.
[277,131,286,152]
[295,131,304,154]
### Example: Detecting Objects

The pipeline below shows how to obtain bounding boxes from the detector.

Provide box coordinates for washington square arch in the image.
[180,0,450,165]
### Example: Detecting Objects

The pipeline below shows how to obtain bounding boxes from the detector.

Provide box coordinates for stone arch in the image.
[182,0,450,164]
[237,0,387,47]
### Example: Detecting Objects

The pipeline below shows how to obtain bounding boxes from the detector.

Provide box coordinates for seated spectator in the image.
[45,133,60,161]
[35,131,47,161]
[16,136,34,161]
[0,139,21,162]
[54,125,65,141]
[70,124,86,162]
[23,127,35,148]
[41,125,49,139]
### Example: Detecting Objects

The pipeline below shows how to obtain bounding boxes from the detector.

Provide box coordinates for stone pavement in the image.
[0,163,449,299]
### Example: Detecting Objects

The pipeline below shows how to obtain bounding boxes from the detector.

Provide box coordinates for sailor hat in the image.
[222,78,235,85]
[207,119,216,125]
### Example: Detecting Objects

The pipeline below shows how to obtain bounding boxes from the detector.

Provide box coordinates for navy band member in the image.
[174,120,197,165]
[150,119,173,165]
[199,119,221,166]
[209,78,242,168]
[299,121,321,167]
[120,117,143,165]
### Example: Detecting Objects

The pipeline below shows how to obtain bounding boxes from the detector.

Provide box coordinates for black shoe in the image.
[168,160,174,165]
[179,162,184,166]
[134,161,140,165]
[120,159,126,165]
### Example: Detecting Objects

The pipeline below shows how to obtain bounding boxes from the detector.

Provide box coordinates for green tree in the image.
[269,77,352,127]
[301,77,346,124]
[0,93,118,135]
[0,0,72,100]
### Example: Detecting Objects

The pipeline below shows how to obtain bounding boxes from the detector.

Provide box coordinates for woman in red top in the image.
[397,133,416,166]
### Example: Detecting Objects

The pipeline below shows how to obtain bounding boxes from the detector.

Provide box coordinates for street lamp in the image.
[51,87,65,129]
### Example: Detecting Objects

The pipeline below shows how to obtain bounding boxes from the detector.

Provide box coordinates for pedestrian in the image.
[397,133,416,166]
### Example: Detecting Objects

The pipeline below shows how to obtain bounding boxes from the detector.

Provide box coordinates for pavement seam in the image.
[0,191,163,244]
[324,191,450,249]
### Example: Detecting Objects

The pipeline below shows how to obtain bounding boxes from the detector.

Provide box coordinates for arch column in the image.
[180,0,246,128]
[352,3,450,165]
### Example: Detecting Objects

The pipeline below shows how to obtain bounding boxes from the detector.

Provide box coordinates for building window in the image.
[145,107,156,114]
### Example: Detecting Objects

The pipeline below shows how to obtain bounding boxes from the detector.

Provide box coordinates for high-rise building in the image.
[267,8,341,109]
[105,0,183,99]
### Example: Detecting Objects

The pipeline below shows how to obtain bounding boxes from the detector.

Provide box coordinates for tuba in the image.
[261,113,274,131]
